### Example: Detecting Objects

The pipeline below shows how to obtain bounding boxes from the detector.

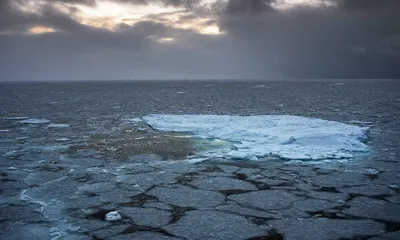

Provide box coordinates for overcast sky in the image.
[0,0,399,81]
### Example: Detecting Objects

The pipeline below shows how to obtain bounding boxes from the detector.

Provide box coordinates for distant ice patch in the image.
[253,84,269,88]
[18,119,51,124]
[332,82,345,87]
[55,137,70,141]
[143,114,371,161]
[0,129,9,133]
[5,116,29,120]
[48,123,70,128]
[349,120,375,128]
[125,118,143,124]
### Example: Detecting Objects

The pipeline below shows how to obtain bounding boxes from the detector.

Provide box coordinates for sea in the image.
[1,80,400,239]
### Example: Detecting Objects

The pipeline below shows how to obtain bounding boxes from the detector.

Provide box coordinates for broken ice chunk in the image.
[105,211,121,221]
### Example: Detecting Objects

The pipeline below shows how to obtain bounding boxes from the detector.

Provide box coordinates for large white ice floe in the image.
[143,115,371,161]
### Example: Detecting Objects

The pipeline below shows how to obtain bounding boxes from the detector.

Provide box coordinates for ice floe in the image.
[18,119,51,124]
[349,120,375,127]
[3,145,69,157]
[125,118,143,124]
[5,116,29,120]
[253,84,269,88]
[55,137,70,141]
[332,82,345,87]
[0,129,10,133]
[48,123,70,128]
[105,211,121,221]
[143,114,371,161]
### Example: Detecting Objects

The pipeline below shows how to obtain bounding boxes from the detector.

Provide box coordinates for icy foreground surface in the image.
[143,115,370,160]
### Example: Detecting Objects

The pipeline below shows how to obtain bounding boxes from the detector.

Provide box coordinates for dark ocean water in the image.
[1,80,400,240]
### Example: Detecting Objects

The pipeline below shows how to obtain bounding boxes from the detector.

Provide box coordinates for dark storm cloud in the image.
[0,0,167,41]
[336,0,400,11]
[218,0,400,78]
[0,0,79,32]
[0,0,29,31]
[0,0,399,80]
[0,0,176,80]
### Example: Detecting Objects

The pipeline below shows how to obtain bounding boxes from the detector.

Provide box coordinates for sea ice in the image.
[105,211,121,221]
[48,123,70,128]
[0,129,10,133]
[125,118,143,123]
[5,116,29,120]
[3,145,70,157]
[143,114,370,161]
[18,119,51,124]
[253,84,269,88]
[55,138,70,141]
[349,120,375,127]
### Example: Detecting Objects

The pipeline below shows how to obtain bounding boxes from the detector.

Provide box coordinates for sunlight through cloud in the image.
[10,0,335,36]
[29,26,57,34]
[10,0,227,36]
[157,37,176,43]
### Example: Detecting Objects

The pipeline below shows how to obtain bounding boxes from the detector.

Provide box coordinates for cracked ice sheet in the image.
[143,115,370,161]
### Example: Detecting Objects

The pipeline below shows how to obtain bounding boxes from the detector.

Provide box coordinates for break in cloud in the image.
[0,0,399,81]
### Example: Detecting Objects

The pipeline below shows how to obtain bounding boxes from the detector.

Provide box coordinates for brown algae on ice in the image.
[68,126,196,160]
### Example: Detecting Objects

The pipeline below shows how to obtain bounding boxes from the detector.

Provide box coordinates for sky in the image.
[0,0,399,81]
